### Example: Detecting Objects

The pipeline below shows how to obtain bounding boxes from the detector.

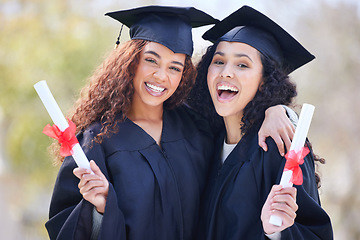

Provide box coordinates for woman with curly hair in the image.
[189,6,333,240]
[44,6,220,240]
[45,5,298,240]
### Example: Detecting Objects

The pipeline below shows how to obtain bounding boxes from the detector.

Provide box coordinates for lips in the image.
[216,83,239,101]
[145,82,166,96]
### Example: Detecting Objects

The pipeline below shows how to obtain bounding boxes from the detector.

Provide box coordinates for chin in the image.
[214,107,231,118]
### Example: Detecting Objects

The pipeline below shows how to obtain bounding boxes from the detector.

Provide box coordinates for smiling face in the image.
[207,41,263,119]
[131,41,186,111]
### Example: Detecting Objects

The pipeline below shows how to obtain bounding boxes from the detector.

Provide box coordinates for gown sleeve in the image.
[45,124,127,240]
[256,138,333,240]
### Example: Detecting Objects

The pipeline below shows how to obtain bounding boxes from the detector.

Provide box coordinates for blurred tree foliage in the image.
[264,1,360,239]
[295,3,360,240]
[1,0,115,182]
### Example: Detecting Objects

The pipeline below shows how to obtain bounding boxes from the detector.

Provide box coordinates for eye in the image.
[238,63,248,68]
[145,58,157,64]
[169,66,182,72]
[213,60,224,65]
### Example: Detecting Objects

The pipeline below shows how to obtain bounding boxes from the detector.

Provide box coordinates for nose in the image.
[220,64,234,79]
[153,67,167,82]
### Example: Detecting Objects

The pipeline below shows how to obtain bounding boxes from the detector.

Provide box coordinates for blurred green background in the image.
[1,0,359,239]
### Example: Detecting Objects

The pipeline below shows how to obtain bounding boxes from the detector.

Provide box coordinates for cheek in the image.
[252,76,263,93]
[133,64,148,83]
[207,66,217,83]
[175,75,182,86]
[243,80,262,100]
[207,68,217,92]
[132,75,141,90]
[169,75,182,91]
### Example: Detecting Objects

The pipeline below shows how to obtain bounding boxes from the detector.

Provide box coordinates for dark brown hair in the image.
[188,41,324,188]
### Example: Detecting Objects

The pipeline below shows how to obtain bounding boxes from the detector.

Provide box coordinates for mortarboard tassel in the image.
[114,24,124,49]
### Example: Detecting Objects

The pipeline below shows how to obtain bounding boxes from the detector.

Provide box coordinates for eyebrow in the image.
[213,51,253,63]
[144,50,184,67]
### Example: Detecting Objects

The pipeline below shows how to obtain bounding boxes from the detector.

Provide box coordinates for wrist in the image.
[264,229,275,235]
[265,105,285,117]
[96,205,105,214]
[265,231,282,240]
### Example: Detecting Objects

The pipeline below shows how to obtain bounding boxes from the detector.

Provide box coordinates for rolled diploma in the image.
[269,103,315,227]
[34,80,91,170]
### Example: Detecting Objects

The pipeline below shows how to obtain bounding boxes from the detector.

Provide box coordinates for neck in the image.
[127,97,164,146]
[127,97,163,122]
[223,112,244,144]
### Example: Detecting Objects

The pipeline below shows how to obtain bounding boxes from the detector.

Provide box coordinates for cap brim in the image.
[105,5,218,28]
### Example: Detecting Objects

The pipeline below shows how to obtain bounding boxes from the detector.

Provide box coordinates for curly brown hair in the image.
[70,40,146,141]
[52,39,197,162]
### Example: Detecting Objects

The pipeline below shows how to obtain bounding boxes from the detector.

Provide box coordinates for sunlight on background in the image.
[1,0,359,239]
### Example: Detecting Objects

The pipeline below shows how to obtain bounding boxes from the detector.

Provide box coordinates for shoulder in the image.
[171,105,206,123]
[74,122,98,143]
[75,122,102,149]
[75,121,130,161]
[243,123,282,162]
[74,122,108,160]
[172,105,214,139]
[81,122,102,139]
[244,125,285,184]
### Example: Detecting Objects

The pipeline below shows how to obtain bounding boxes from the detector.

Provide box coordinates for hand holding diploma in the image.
[269,103,315,227]
[34,80,91,170]
[262,185,298,236]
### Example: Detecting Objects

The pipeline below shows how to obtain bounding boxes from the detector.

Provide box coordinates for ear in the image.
[258,79,265,91]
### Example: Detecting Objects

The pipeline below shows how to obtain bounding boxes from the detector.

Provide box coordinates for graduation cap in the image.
[202,5,314,74]
[105,5,218,56]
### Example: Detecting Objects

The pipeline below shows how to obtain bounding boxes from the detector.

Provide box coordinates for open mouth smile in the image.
[216,84,239,101]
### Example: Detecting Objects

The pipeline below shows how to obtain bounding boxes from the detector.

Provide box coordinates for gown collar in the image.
[101,108,187,151]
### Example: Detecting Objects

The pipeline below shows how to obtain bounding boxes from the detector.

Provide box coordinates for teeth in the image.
[217,85,239,92]
[146,83,165,92]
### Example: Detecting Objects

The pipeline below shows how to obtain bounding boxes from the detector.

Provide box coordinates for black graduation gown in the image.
[199,123,333,240]
[45,106,214,240]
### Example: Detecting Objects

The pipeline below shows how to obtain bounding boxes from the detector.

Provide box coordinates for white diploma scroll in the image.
[34,80,91,170]
[269,103,315,227]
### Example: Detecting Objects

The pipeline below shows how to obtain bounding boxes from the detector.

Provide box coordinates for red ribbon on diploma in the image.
[284,146,310,185]
[43,118,79,157]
